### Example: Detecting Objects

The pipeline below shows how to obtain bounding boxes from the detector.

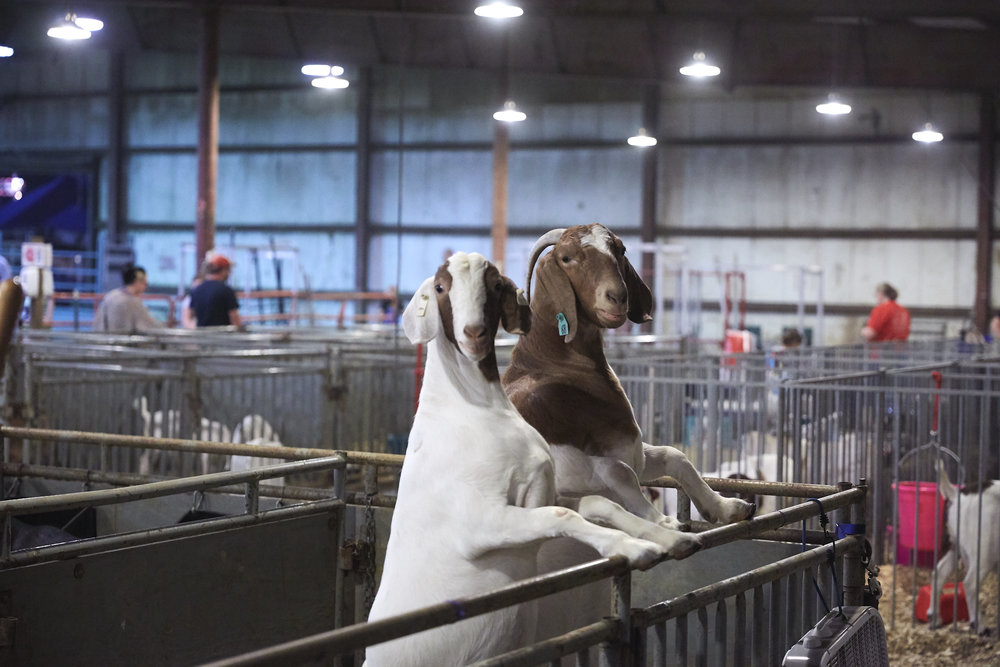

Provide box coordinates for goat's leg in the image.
[959,539,997,635]
[549,446,686,531]
[138,451,152,476]
[641,443,756,524]
[461,505,665,570]
[928,547,957,629]
[560,495,702,560]
[963,565,983,633]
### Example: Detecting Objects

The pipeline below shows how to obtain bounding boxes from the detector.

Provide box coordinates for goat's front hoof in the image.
[621,538,664,571]
[702,498,756,524]
[666,533,703,560]
[658,516,688,532]
[973,622,992,637]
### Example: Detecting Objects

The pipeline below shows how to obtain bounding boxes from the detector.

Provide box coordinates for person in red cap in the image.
[184,253,242,328]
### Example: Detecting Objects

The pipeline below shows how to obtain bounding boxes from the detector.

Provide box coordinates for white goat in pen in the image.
[230,414,285,485]
[133,397,232,475]
[502,224,755,644]
[929,462,1000,632]
[739,412,877,487]
[365,252,699,667]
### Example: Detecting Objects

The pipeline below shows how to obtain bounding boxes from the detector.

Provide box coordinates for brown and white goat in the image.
[503,224,756,529]
[929,462,1000,633]
[365,252,699,666]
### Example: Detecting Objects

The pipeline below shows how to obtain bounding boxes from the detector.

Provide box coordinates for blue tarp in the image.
[0,174,88,246]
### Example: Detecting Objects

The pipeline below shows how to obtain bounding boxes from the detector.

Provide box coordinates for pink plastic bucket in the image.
[894,481,945,552]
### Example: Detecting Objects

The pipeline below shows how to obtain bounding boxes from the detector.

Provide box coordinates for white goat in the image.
[929,462,1000,632]
[134,397,232,475]
[365,252,698,667]
[230,414,285,485]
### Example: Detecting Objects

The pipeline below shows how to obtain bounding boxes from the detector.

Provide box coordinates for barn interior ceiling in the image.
[3,1,1000,91]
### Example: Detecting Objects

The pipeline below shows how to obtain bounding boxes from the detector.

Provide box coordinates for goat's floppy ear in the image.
[402,276,440,343]
[622,256,653,324]
[536,255,578,343]
[500,279,532,335]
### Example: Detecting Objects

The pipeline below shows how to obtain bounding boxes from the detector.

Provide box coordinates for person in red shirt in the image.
[862,282,911,342]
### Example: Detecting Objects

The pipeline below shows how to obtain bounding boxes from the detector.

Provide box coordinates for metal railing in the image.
[45,289,398,330]
[202,484,866,667]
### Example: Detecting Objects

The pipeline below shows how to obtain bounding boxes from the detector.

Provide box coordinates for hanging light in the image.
[47,14,103,40]
[475,2,524,19]
[301,64,344,77]
[311,75,350,90]
[912,122,944,143]
[679,51,720,78]
[0,46,13,58]
[73,17,104,32]
[627,128,657,147]
[301,63,348,89]
[493,100,526,122]
[816,93,852,116]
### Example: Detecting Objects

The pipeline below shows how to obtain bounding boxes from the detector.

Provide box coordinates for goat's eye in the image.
[561,255,571,263]
[493,282,503,292]
[434,284,444,294]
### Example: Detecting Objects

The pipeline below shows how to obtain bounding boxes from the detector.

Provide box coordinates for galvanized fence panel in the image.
[617,345,1000,639]
[3,333,419,476]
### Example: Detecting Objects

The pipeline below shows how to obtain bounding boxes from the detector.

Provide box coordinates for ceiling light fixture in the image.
[47,14,103,41]
[311,75,350,90]
[73,17,104,32]
[301,63,349,89]
[816,93,852,116]
[493,100,526,122]
[912,122,943,143]
[679,51,720,78]
[301,64,344,78]
[474,2,524,19]
[627,128,657,147]
[0,46,13,58]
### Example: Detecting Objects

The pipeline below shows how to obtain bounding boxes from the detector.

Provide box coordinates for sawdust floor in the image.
[880,564,1000,666]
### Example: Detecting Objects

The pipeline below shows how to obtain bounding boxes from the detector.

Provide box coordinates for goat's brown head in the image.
[403,252,531,363]
[526,224,652,342]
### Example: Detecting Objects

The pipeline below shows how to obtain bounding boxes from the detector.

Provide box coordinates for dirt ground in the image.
[880,564,1000,666]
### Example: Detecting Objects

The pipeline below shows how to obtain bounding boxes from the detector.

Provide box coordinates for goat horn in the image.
[525,228,566,301]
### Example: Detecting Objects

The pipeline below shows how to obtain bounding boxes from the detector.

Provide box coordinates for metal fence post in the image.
[839,481,866,607]
[332,464,347,667]
[599,569,631,667]
[183,357,202,476]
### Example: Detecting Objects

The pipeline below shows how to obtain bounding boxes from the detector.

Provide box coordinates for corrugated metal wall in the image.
[0,49,993,344]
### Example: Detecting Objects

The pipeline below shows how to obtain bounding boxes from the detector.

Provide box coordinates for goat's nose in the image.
[464,324,488,342]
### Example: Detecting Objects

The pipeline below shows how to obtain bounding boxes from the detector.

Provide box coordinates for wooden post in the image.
[491,121,509,274]
[107,51,127,246]
[974,92,996,333]
[195,7,220,265]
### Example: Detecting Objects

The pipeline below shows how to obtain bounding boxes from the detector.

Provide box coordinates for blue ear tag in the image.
[556,312,569,336]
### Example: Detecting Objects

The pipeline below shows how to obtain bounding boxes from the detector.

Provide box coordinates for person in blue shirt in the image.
[185,254,242,328]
